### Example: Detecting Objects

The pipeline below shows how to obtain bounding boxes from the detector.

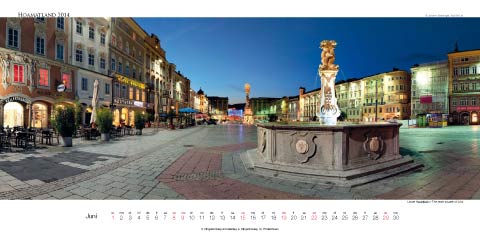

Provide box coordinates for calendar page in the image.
[0,1,478,232]
[0,200,475,231]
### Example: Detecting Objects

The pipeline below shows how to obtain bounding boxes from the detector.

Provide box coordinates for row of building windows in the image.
[348,110,361,116]
[7,18,65,49]
[7,27,68,63]
[452,98,478,106]
[453,82,480,91]
[74,49,106,69]
[8,64,72,90]
[387,85,408,91]
[412,103,445,110]
[412,78,449,86]
[363,106,407,114]
[387,76,407,81]
[110,58,141,80]
[76,20,106,45]
[453,66,478,76]
[114,83,146,101]
[7,21,104,52]
[35,17,65,30]
[110,34,143,64]
[79,78,110,95]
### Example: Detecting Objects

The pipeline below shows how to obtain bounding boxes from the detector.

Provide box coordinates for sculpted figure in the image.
[320,40,338,70]
[1,54,11,89]
[23,56,36,86]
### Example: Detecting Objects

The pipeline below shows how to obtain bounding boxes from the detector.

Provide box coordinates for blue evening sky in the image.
[135,18,480,104]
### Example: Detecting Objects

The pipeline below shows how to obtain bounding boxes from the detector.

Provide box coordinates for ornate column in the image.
[244,83,253,124]
[27,103,33,128]
[318,40,341,125]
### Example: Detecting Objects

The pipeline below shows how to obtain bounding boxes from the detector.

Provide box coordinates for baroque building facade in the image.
[70,17,112,125]
[0,17,76,128]
[0,17,205,129]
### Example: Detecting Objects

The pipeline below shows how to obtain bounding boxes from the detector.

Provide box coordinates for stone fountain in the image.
[240,40,423,187]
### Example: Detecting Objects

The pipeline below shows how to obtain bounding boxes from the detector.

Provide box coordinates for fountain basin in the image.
[240,122,423,187]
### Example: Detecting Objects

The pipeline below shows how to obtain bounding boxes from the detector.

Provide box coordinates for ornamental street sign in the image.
[57,84,66,92]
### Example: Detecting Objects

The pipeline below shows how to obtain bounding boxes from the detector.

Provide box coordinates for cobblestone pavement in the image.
[0,124,479,199]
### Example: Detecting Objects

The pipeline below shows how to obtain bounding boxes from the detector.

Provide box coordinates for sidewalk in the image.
[0,126,201,198]
[2,124,480,199]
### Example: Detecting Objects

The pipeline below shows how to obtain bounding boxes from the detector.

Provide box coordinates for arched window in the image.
[3,102,24,127]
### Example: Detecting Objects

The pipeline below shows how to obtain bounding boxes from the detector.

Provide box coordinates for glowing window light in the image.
[416,71,431,86]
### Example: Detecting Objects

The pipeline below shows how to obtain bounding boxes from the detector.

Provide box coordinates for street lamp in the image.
[169,105,175,129]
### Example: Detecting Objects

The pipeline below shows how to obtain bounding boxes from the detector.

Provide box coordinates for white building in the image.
[76,69,112,124]
[410,61,449,118]
[69,17,112,125]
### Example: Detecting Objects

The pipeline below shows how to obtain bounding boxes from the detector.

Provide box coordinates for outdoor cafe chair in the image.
[41,129,53,145]
[0,133,12,152]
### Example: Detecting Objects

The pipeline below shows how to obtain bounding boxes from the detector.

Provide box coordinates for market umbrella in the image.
[179,107,198,113]
[90,79,99,125]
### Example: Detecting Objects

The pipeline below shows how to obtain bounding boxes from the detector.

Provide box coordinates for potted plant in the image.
[52,105,75,147]
[73,100,83,137]
[96,108,113,141]
[134,112,146,135]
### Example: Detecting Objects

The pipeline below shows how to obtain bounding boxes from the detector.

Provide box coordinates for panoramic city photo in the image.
[0,17,479,200]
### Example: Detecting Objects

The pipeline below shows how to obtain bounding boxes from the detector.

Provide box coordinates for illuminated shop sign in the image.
[113,98,145,108]
[2,96,32,104]
[456,106,480,111]
[133,101,144,107]
[115,74,145,89]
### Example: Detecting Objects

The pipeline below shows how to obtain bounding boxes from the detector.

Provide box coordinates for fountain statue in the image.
[240,40,423,187]
[318,40,341,125]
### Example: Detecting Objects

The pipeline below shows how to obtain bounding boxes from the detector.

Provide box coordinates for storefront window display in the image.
[3,102,24,127]
[32,103,48,128]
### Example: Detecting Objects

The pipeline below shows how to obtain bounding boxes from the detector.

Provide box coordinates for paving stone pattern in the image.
[1,125,480,199]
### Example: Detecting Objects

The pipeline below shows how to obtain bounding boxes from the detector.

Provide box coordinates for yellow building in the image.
[197,88,208,114]
[109,18,149,126]
[361,70,411,122]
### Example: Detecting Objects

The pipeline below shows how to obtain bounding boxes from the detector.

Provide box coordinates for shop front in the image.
[112,74,147,127]
[1,95,32,128]
[1,49,77,129]
[31,101,50,128]
[1,92,75,129]
[112,98,146,127]
[452,106,480,125]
